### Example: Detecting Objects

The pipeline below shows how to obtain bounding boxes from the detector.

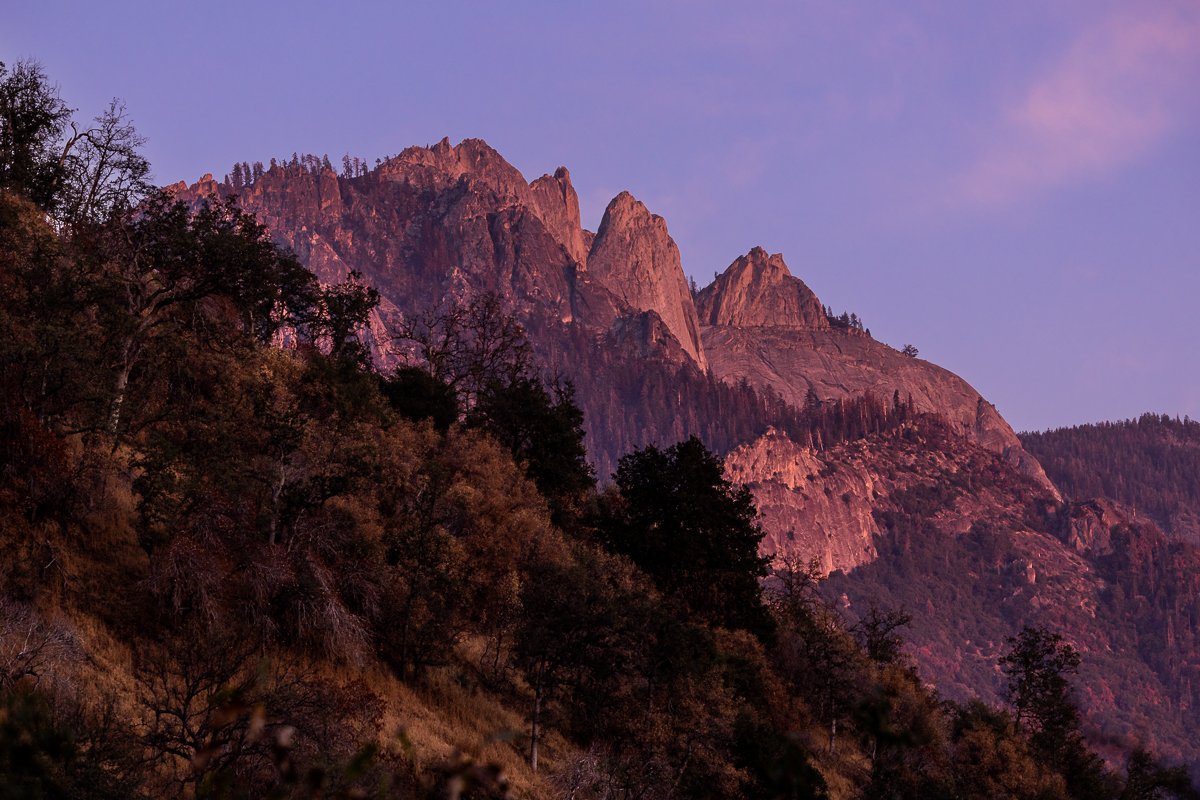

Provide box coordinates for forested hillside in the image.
[1021,415,1200,544]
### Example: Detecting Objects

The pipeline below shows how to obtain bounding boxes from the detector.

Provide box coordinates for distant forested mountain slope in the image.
[1021,414,1200,544]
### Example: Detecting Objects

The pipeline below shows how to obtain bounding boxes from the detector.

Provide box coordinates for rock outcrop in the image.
[695,247,827,329]
[381,137,532,204]
[697,247,1055,495]
[724,428,882,573]
[529,167,589,268]
[587,192,707,369]
[171,138,1053,536]
[174,143,580,330]
[726,420,1056,575]
[1062,498,1125,557]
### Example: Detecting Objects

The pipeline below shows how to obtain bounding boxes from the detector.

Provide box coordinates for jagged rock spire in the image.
[587,191,707,368]
[696,246,828,329]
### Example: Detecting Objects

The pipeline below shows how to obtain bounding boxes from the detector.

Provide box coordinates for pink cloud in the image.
[954,2,1200,206]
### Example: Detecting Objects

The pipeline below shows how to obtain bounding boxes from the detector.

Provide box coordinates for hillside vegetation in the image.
[1021,414,1200,543]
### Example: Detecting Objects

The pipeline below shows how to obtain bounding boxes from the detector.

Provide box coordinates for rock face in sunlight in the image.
[529,166,590,268]
[702,326,1053,488]
[725,428,884,574]
[697,247,1055,495]
[695,246,828,329]
[586,191,707,369]
[171,136,1052,548]
[12,42,1200,794]
[725,419,1058,576]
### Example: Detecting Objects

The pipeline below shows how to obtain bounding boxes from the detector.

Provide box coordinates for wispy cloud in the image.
[953,2,1200,206]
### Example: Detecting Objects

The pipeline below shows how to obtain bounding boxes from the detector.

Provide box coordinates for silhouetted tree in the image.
[1000,626,1116,798]
[468,376,594,524]
[394,293,532,410]
[515,546,652,772]
[1121,749,1200,800]
[601,437,773,639]
[379,367,458,432]
[852,605,913,666]
[769,556,864,756]
[89,193,320,435]
[0,60,72,211]
[1000,626,1080,738]
[310,270,380,365]
[0,61,149,224]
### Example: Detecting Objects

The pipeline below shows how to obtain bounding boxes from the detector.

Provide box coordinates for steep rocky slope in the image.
[724,419,1048,574]
[529,166,589,267]
[726,414,1200,767]
[699,248,1054,493]
[587,192,706,368]
[817,438,1200,768]
[695,246,827,329]
[173,154,748,483]
[173,142,706,369]
[171,140,1063,560]
[172,141,1045,489]
[1021,414,1200,545]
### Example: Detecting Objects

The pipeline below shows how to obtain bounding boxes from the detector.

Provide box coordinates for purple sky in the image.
[6,0,1199,431]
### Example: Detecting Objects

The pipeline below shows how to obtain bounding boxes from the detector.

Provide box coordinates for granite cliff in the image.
[695,246,827,330]
[587,191,707,369]
[698,246,1054,496]
[172,140,1049,504]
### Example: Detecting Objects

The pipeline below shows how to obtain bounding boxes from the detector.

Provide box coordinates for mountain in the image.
[728,417,1200,767]
[9,52,1199,796]
[171,140,1198,769]
[588,191,706,369]
[813,429,1200,768]
[697,246,1053,496]
[1021,414,1200,546]
[171,140,1050,535]
[696,246,828,329]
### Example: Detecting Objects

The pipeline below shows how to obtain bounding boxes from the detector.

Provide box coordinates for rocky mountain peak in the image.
[696,247,829,329]
[587,191,706,368]
[529,166,588,267]
[380,137,532,203]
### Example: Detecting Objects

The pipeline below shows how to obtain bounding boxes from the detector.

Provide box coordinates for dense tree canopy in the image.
[1021,414,1200,542]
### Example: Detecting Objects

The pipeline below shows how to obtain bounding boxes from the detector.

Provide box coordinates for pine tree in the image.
[1000,626,1080,739]
[601,436,773,639]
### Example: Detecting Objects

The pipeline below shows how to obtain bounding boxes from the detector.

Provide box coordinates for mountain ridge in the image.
[170,137,1050,501]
